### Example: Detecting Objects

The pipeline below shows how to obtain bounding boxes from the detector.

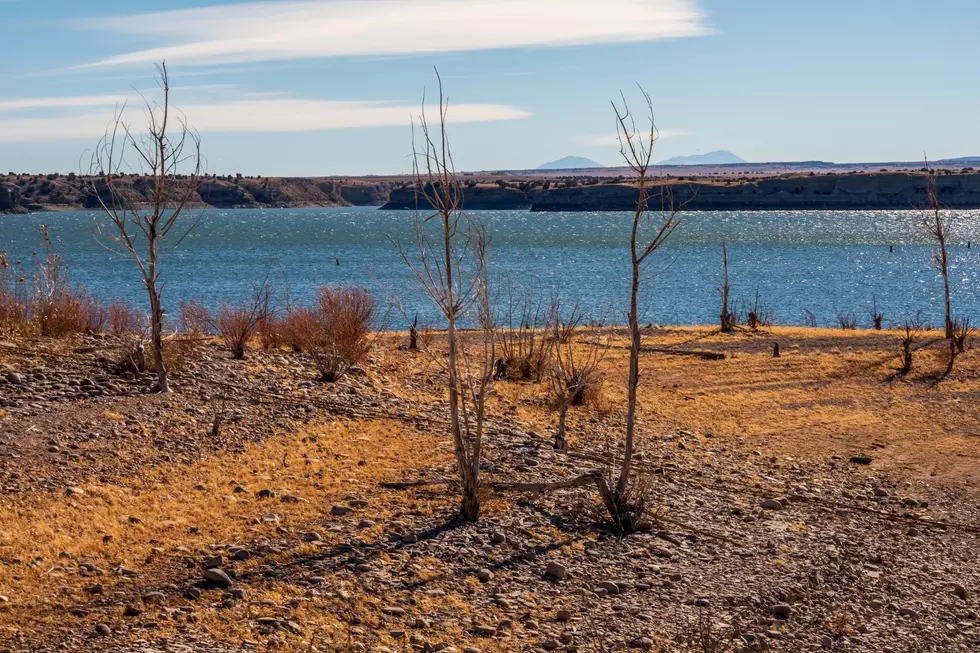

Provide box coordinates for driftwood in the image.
[489,471,602,494]
[380,479,449,490]
[641,347,726,360]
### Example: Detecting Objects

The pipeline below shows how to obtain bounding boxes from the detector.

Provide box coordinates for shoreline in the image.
[5,170,980,213]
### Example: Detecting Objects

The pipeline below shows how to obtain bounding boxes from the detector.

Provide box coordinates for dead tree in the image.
[923,166,954,339]
[90,62,203,393]
[601,87,682,531]
[547,300,607,452]
[719,241,733,333]
[868,294,884,330]
[394,70,494,523]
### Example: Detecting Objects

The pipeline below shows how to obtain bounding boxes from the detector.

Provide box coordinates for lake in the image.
[1,207,978,330]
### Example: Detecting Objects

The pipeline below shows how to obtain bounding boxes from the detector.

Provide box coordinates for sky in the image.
[1,0,979,176]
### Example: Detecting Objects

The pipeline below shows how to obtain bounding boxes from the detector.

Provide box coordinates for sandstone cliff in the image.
[0,175,395,212]
[5,171,980,213]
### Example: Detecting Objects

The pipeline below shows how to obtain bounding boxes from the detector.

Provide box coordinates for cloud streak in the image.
[81,0,710,68]
[0,97,530,142]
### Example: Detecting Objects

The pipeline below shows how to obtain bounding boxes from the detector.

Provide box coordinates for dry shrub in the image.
[952,316,972,354]
[836,312,857,330]
[113,336,199,378]
[308,287,375,382]
[212,283,273,359]
[495,289,548,381]
[257,314,283,350]
[33,290,94,337]
[106,301,142,335]
[278,307,319,353]
[179,300,213,336]
[0,252,30,336]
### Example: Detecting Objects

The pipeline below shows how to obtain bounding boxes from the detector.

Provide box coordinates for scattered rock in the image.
[545,562,566,580]
[203,568,233,588]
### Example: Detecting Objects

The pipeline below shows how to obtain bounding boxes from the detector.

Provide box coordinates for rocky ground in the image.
[0,330,978,652]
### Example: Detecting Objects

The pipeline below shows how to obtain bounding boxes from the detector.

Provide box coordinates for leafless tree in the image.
[868,294,884,330]
[89,62,203,392]
[601,86,682,531]
[922,165,954,339]
[547,299,607,452]
[394,70,495,523]
[719,241,734,333]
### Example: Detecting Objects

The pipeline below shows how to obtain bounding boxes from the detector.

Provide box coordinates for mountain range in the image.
[657,150,746,166]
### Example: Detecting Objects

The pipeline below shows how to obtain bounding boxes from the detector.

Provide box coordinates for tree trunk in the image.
[902,341,913,372]
[618,260,641,495]
[460,464,480,522]
[720,241,732,333]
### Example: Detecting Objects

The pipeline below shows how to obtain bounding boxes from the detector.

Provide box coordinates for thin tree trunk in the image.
[720,241,732,332]
[146,240,169,393]
[941,258,953,339]
[618,259,641,495]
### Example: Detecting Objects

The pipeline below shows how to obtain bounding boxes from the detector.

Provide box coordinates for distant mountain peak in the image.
[657,150,746,166]
[538,156,605,170]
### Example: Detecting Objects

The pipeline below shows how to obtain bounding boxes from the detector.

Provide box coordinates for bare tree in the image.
[868,294,884,330]
[394,70,494,523]
[547,300,607,452]
[923,165,954,339]
[89,62,203,392]
[601,87,682,531]
[719,241,733,333]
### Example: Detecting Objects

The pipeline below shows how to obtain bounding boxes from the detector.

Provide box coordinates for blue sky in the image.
[1,0,978,175]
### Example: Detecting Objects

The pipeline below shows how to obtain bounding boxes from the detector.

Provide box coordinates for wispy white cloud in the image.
[0,97,531,142]
[0,94,129,111]
[80,0,711,68]
[583,129,690,146]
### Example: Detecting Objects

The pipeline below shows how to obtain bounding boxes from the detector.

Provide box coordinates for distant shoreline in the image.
[4,170,980,213]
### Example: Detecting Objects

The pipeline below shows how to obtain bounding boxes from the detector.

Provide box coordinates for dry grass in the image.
[0,417,451,645]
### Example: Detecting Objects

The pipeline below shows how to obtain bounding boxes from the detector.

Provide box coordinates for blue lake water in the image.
[1,207,978,329]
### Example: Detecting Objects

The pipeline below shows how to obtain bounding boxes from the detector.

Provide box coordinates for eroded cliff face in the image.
[0,184,21,212]
[531,173,980,211]
[5,172,980,213]
[0,175,394,212]
[380,185,536,210]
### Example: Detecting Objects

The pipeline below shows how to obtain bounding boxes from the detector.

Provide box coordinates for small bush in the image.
[179,300,214,336]
[257,314,283,350]
[278,307,319,353]
[106,301,142,335]
[837,312,857,330]
[308,287,375,382]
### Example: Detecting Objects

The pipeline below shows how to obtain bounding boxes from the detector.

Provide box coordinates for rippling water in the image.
[2,207,978,328]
